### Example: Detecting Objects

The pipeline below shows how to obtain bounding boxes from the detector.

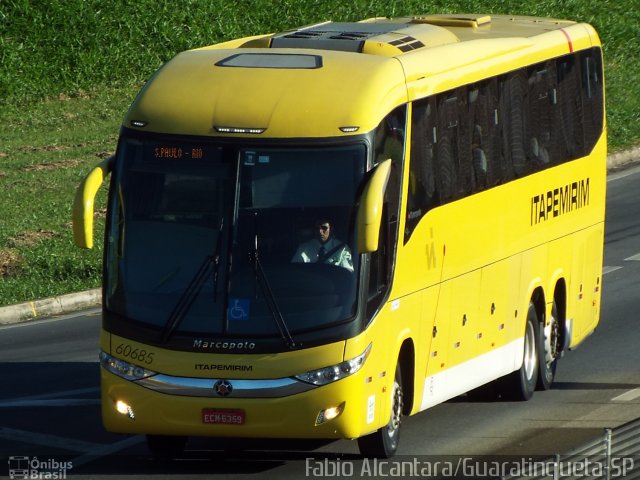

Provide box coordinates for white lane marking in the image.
[602,266,622,275]
[0,399,99,407]
[8,387,99,402]
[0,426,103,452]
[624,253,640,261]
[612,388,640,402]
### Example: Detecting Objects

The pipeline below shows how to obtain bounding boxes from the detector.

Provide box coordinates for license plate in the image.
[202,408,245,425]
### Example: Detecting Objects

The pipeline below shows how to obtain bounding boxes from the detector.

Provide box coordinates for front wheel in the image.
[357,365,403,458]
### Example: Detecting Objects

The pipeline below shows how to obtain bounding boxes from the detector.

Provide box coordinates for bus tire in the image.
[146,434,187,461]
[537,301,560,390]
[357,365,403,458]
[502,302,539,401]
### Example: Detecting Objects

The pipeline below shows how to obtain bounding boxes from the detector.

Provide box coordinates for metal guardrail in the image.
[504,417,640,479]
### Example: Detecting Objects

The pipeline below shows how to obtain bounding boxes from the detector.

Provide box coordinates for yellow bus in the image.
[73,13,606,458]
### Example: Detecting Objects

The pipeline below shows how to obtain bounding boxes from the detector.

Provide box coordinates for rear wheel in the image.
[501,302,539,401]
[357,365,403,458]
[537,301,560,390]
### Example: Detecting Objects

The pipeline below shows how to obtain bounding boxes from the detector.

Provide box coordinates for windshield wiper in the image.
[212,217,225,303]
[250,220,297,350]
[159,254,215,343]
[160,217,225,344]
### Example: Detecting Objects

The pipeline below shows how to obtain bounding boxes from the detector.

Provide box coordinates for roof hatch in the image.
[411,14,492,28]
[268,21,460,56]
[271,22,410,53]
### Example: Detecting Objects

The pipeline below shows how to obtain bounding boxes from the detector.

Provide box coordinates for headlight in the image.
[99,351,156,381]
[295,343,371,386]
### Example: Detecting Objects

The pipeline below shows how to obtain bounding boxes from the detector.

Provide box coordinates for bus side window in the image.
[527,62,556,166]
[406,97,438,242]
[374,106,405,247]
[556,56,584,159]
[454,87,473,198]
[368,106,406,314]
[467,82,491,191]
[483,78,503,187]
[500,71,529,178]
[437,93,460,203]
[581,49,604,154]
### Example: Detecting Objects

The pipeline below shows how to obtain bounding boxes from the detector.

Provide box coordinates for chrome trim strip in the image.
[133,374,316,398]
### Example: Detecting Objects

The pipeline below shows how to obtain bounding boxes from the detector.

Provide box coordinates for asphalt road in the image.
[1,165,640,479]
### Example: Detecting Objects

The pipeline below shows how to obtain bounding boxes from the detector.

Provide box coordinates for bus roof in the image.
[125,14,600,138]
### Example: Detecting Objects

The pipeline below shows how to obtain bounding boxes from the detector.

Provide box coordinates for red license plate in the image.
[202,408,245,425]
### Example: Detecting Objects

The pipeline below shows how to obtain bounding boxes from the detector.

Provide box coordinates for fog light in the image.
[316,402,345,425]
[115,400,135,420]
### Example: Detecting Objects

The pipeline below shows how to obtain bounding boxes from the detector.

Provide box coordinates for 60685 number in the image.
[115,343,154,365]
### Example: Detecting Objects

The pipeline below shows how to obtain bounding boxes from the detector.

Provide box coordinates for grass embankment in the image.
[0,0,639,306]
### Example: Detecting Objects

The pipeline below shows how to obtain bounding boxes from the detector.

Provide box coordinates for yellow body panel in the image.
[102,326,399,438]
[390,134,606,407]
[126,48,408,138]
[102,369,370,439]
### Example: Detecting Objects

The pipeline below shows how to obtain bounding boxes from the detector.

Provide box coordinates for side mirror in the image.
[356,159,391,253]
[72,156,114,249]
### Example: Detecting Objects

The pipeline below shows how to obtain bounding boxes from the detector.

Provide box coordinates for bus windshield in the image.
[105,134,365,342]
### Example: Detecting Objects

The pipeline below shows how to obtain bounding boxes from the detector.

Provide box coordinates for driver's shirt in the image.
[291,236,354,272]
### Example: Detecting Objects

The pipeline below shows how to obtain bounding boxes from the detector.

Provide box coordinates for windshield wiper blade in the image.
[212,217,225,303]
[159,255,214,343]
[251,236,297,350]
[160,217,226,343]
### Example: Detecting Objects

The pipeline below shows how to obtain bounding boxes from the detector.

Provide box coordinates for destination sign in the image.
[153,146,205,160]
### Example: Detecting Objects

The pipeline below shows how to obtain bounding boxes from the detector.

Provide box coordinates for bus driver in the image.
[291,219,354,272]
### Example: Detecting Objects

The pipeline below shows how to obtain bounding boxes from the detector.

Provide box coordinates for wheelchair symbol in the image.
[228,298,250,320]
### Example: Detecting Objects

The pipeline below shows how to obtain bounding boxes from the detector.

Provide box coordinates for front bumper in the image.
[101,367,374,440]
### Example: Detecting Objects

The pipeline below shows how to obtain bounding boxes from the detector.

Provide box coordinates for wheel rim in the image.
[523,320,537,382]
[386,380,403,442]
[545,313,560,365]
